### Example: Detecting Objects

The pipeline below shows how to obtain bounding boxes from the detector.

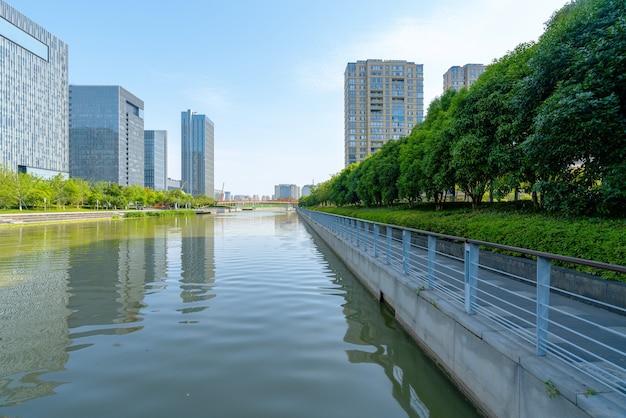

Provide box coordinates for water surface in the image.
[0,211,479,417]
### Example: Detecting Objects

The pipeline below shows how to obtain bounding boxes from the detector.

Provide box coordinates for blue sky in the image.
[14,0,569,197]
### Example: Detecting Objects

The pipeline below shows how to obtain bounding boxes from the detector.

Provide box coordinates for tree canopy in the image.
[0,166,213,211]
[302,0,626,217]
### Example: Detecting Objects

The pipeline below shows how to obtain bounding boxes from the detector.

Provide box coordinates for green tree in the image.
[63,178,83,209]
[398,133,425,207]
[0,166,18,209]
[377,140,401,206]
[15,172,37,210]
[355,156,382,206]
[88,181,108,208]
[419,90,460,209]
[520,0,626,215]
[329,169,354,207]
[49,173,68,208]
[123,184,148,208]
[194,194,214,207]
[449,44,537,208]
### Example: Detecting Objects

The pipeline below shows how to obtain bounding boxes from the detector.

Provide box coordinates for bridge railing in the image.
[298,208,626,398]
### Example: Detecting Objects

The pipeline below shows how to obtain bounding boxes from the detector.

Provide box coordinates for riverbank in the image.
[0,210,126,226]
[299,208,626,418]
[0,208,197,226]
[311,205,626,281]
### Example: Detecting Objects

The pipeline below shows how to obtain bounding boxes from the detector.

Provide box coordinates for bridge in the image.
[217,200,297,210]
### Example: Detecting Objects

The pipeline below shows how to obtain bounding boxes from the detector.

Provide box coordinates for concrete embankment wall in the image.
[300,214,623,418]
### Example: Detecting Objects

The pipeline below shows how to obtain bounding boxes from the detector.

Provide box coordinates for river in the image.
[0,210,479,417]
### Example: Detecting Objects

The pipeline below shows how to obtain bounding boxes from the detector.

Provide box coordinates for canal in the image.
[0,210,480,417]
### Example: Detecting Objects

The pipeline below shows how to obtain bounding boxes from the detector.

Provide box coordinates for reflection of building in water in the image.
[144,221,170,292]
[179,217,216,314]
[67,223,147,338]
[0,228,71,406]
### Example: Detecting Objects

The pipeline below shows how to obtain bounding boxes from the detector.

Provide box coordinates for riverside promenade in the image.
[0,210,126,225]
[298,208,626,418]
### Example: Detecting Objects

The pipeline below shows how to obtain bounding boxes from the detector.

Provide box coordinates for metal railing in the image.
[299,208,626,398]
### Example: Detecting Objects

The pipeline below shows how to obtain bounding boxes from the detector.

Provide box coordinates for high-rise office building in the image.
[0,1,69,178]
[144,130,167,191]
[443,64,485,92]
[69,85,145,186]
[274,184,300,200]
[344,59,424,166]
[181,109,214,196]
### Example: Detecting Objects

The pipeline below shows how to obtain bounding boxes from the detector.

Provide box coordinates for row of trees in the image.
[302,0,626,217]
[0,166,214,210]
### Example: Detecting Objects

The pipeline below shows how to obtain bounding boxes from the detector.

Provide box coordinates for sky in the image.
[13,0,570,198]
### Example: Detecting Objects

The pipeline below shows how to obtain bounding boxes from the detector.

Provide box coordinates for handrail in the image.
[303,209,626,273]
[298,208,626,399]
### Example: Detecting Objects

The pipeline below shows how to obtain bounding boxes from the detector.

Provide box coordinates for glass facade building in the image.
[0,0,69,178]
[274,184,300,200]
[69,86,145,186]
[344,59,424,166]
[181,110,214,197]
[144,130,167,191]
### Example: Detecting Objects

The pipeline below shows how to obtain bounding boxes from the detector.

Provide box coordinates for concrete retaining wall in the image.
[301,214,625,418]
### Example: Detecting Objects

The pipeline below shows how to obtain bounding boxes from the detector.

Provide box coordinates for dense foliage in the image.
[302,0,626,217]
[0,166,214,210]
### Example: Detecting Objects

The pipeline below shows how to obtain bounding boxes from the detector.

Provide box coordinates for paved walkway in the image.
[0,210,126,225]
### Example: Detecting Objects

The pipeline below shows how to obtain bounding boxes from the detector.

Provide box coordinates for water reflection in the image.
[178,216,216,315]
[0,213,477,416]
[0,225,72,406]
[305,223,478,418]
[0,216,218,407]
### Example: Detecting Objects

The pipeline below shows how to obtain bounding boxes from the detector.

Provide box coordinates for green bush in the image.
[313,205,625,281]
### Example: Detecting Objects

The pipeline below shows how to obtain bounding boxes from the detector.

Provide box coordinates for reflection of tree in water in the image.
[0,270,70,406]
[307,223,480,418]
[0,220,155,406]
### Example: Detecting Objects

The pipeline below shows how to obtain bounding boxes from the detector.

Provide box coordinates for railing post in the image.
[536,256,551,356]
[356,220,361,248]
[386,227,392,265]
[402,230,411,274]
[363,221,369,254]
[464,242,478,314]
[373,224,379,258]
[427,235,436,289]
[350,219,355,243]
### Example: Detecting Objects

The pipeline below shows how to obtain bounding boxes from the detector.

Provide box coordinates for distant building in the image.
[344,59,424,166]
[233,195,252,201]
[166,177,181,191]
[301,184,314,197]
[0,1,69,178]
[443,64,485,92]
[181,109,214,196]
[69,85,145,186]
[144,130,167,191]
[274,184,300,200]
